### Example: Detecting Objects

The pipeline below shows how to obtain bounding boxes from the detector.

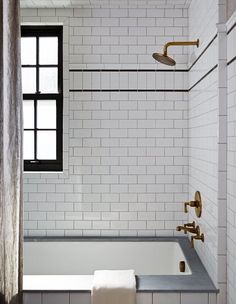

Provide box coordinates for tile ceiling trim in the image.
[20,0,191,9]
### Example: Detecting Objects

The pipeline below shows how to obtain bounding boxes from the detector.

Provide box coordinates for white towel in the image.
[92,270,136,304]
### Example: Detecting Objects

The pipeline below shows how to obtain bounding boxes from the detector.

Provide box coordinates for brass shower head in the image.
[152,39,199,66]
[152,53,176,66]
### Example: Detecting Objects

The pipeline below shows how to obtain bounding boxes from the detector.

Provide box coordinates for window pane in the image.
[37,131,56,160]
[23,100,34,129]
[37,100,56,129]
[39,68,58,93]
[22,67,36,93]
[39,37,58,65]
[21,37,36,65]
[24,131,34,159]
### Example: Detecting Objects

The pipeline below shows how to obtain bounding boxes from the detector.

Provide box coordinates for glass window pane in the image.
[22,68,36,93]
[37,100,56,129]
[24,131,34,160]
[39,37,58,65]
[37,131,56,160]
[39,68,58,93]
[23,100,34,129]
[21,37,36,65]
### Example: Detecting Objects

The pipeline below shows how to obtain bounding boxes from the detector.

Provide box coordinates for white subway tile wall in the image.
[20,0,192,9]
[20,3,234,304]
[188,0,218,63]
[227,11,236,304]
[22,7,189,237]
[188,0,219,285]
[23,292,217,304]
[227,0,236,19]
[188,4,228,304]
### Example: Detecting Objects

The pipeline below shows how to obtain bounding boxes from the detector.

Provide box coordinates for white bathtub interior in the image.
[24,241,191,276]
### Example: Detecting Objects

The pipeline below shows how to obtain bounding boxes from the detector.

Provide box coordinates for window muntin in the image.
[21,26,63,171]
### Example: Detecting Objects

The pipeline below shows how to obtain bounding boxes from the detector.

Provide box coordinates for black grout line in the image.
[69,69,188,72]
[227,55,236,66]
[67,32,219,94]
[188,34,217,71]
[227,20,236,35]
[69,89,188,92]
[188,65,218,91]
[226,21,236,67]
[68,27,235,76]
[70,89,188,92]
[69,34,218,75]
[69,64,218,93]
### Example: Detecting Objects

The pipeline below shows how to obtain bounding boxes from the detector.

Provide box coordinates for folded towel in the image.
[92,270,136,304]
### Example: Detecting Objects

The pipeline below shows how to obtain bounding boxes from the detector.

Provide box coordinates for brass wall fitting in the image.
[184,191,202,218]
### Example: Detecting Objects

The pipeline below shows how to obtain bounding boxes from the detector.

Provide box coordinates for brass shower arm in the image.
[152,39,199,66]
[163,39,199,56]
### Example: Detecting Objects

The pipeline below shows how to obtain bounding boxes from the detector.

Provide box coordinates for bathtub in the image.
[24,239,191,276]
[23,237,217,294]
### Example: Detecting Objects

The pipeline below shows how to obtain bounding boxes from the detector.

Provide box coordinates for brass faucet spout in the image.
[176,223,204,248]
[176,223,200,235]
[176,225,184,231]
[176,225,199,235]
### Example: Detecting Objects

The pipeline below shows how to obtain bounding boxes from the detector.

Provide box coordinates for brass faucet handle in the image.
[184,200,199,213]
[191,232,204,248]
[184,201,189,213]
[200,233,204,242]
[196,233,204,242]
[184,191,202,217]
[184,221,195,228]
[184,201,192,213]
[189,201,200,207]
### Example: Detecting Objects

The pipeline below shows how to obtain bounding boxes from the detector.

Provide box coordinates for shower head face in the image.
[152,52,176,66]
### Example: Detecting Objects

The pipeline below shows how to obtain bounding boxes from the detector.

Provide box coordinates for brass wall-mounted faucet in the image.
[184,191,202,218]
[176,223,204,248]
[176,221,196,234]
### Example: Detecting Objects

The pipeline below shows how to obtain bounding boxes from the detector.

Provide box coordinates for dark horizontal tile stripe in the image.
[69,69,188,72]
[188,34,217,71]
[227,55,236,66]
[227,21,236,35]
[69,65,218,93]
[69,89,188,92]
[189,65,218,91]
[69,33,218,93]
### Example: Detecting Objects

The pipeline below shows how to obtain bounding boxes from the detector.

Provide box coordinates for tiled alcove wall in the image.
[23,291,217,304]
[21,2,232,303]
[188,0,219,284]
[188,1,228,304]
[22,6,189,237]
[227,10,236,304]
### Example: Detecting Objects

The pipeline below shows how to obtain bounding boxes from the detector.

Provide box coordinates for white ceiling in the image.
[20,0,191,8]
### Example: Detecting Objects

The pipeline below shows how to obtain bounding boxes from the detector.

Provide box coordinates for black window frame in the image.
[21,25,63,172]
